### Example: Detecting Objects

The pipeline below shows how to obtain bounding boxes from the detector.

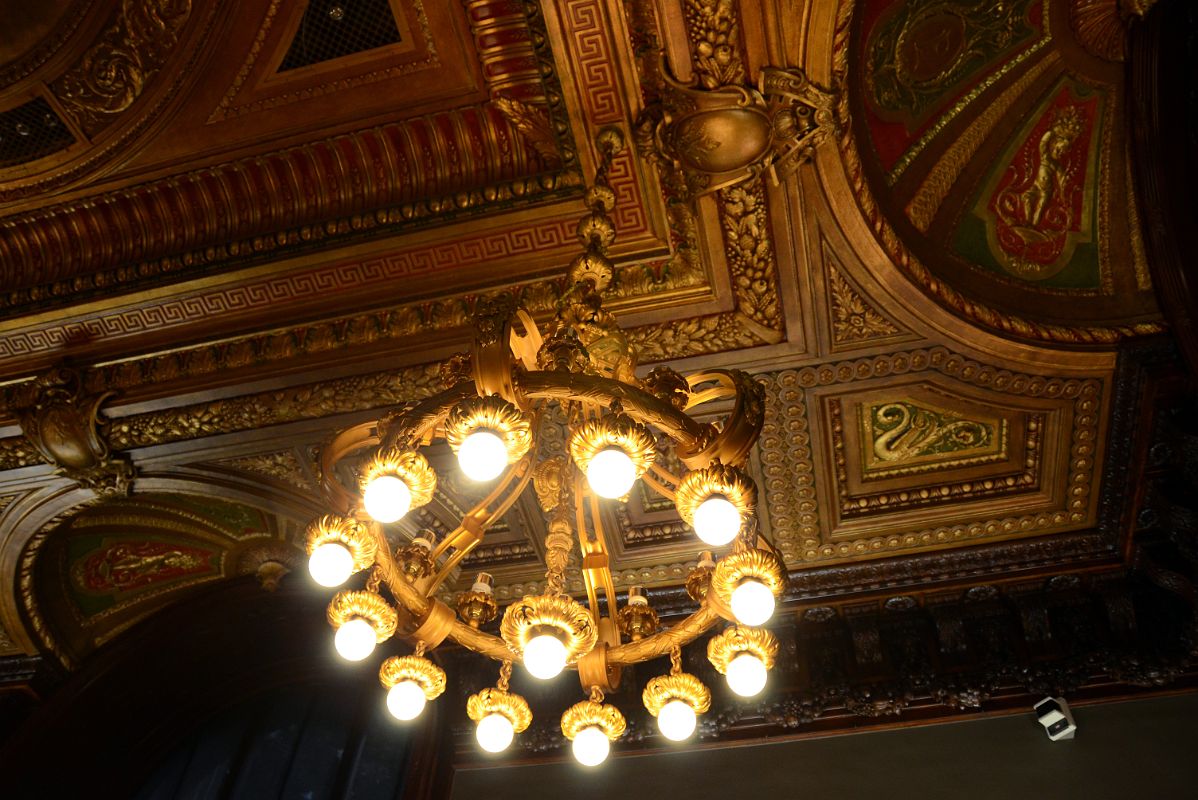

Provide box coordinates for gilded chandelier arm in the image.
[606,603,722,665]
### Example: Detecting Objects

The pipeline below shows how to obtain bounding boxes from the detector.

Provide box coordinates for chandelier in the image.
[304,129,785,765]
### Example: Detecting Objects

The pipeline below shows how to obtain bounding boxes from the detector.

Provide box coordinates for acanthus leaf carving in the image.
[51,0,193,135]
[826,259,903,345]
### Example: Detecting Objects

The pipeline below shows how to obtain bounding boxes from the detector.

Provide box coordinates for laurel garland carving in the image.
[719,184,782,330]
[108,363,441,451]
[830,0,1164,344]
[217,451,314,491]
[682,0,746,89]
[51,0,193,135]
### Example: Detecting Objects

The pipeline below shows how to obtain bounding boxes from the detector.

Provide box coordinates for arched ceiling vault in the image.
[0,0,1174,675]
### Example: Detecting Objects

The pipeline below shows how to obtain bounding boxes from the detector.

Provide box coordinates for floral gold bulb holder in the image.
[711,548,785,610]
[379,654,446,701]
[686,551,716,602]
[466,688,532,735]
[444,395,533,464]
[616,587,659,641]
[359,448,437,509]
[561,695,627,743]
[304,514,377,572]
[500,594,598,666]
[457,572,499,629]
[675,463,757,529]
[706,625,779,675]
[398,533,436,581]
[568,413,656,484]
[642,672,712,718]
[327,590,399,643]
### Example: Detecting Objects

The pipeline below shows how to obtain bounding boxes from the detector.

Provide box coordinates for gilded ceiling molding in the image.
[214,451,315,491]
[830,0,1164,344]
[17,503,101,668]
[0,0,98,89]
[492,96,564,164]
[106,362,442,451]
[51,0,193,135]
[15,368,135,497]
[0,0,223,199]
[759,347,1103,563]
[210,0,437,121]
[828,399,1040,516]
[0,110,567,307]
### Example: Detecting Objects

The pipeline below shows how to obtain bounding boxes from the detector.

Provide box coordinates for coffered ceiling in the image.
[0,0,1171,690]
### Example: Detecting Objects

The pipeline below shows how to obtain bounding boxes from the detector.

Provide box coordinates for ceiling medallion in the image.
[302,129,787,764]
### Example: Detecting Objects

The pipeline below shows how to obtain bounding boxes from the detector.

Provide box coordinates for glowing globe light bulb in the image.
[725,652,767,697]
[730,579,776,627]
[522,632,568,680]
[363,474,412,523]
[308,541,355,587]
[586,447,636,499]
[476,713,515,753]
[386,680,427,721]
[458,429,508,482]
[572,725,611,766]
[692,495,741,546]
[657,699,697,741]
[334,617,377,662]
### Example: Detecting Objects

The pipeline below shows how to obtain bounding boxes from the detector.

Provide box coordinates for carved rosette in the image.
[327,590,398,643]
[379,655,446,701]
[304,515,377,573]
[560,698,627,742]
[642,672,712,717]
[707,625,779,674]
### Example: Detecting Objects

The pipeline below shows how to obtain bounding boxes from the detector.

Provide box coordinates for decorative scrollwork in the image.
[17,367,135,497]
[52,0,193,134]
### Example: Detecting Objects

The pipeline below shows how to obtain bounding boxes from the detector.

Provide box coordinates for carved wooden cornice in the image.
[0,113,570,311]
